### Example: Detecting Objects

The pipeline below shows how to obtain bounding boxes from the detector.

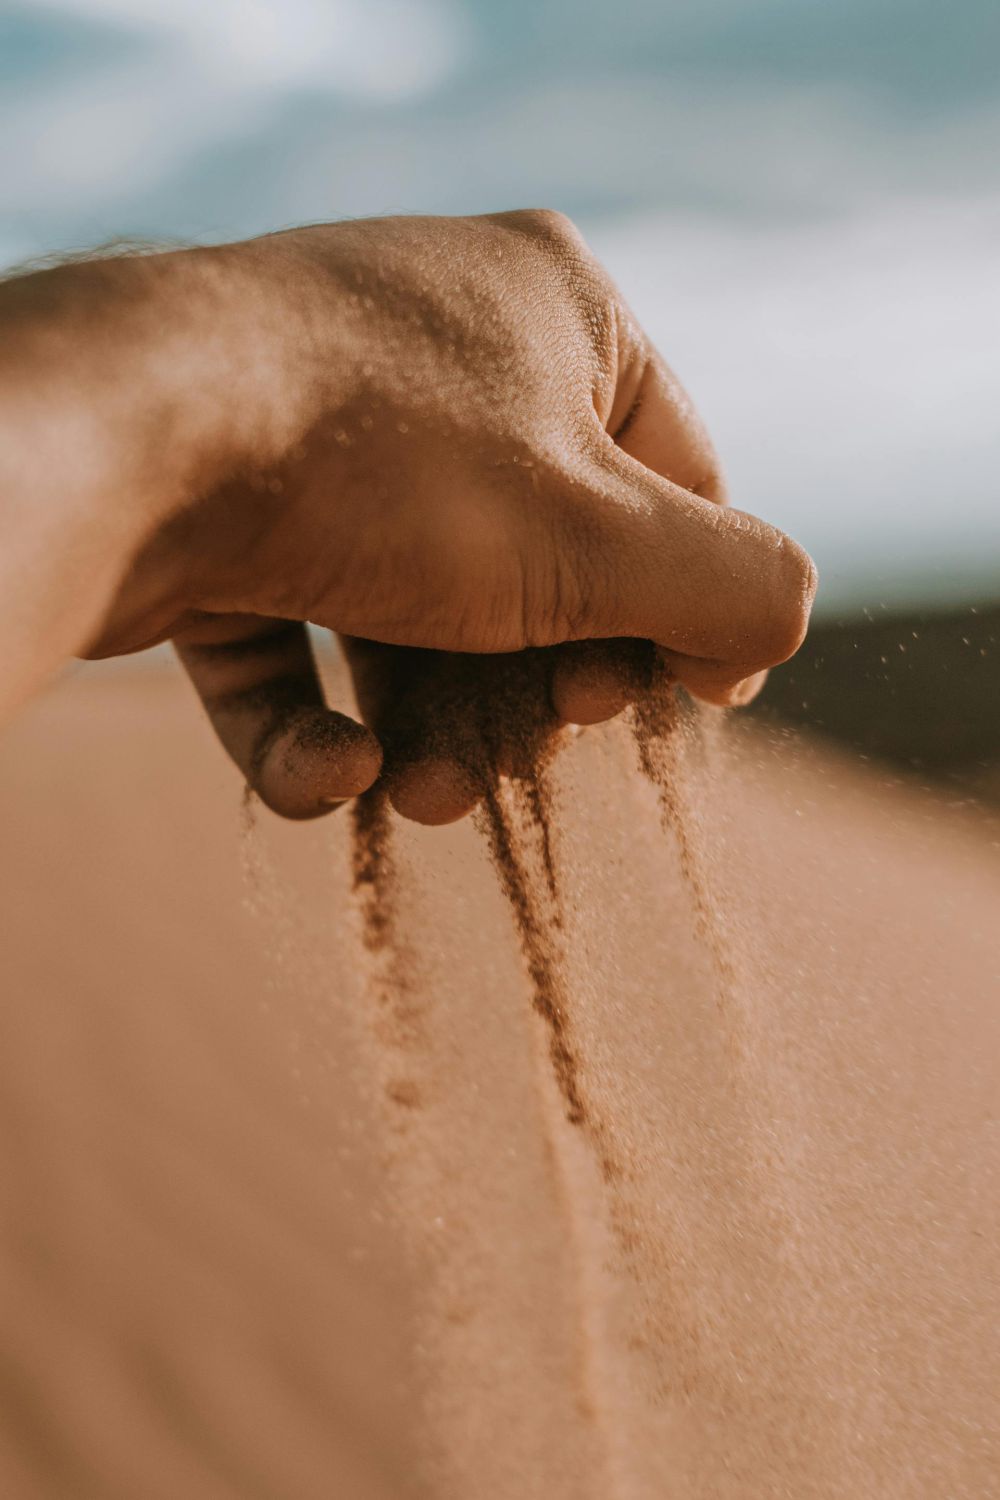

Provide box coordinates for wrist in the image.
[0,238,336,530]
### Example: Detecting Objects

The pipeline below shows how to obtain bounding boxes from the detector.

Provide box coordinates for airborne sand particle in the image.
[350,786,430,1127]
[629,662,747,1042]
[475,775,583,1124]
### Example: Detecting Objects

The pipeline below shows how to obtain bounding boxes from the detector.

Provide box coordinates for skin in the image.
[0,209,816,823]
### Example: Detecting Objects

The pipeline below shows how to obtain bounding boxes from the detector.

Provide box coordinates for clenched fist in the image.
[0,210,816,821]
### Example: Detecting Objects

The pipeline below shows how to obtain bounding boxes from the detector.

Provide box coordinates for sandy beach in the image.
[1,657,997,1498]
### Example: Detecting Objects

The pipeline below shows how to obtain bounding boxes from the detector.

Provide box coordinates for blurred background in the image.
[2,0,998,792]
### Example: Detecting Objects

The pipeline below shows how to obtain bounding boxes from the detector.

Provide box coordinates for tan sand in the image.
[0,659,997,1498]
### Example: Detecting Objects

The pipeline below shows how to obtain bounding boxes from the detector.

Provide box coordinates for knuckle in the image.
[506,206,581,246]
[502,208,600,286]
[495,209,612,372]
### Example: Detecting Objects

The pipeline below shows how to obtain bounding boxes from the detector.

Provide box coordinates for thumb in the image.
[563,438,817,706]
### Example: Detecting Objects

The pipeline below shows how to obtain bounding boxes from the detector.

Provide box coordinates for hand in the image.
[79,210,817,822]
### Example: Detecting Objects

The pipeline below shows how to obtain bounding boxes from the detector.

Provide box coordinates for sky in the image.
[2,0,998,613]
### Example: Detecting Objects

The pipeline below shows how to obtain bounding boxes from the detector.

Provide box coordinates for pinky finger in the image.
[658,649,769,708]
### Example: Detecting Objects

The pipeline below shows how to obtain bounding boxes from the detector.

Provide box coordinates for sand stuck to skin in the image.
[0,657,998,1498]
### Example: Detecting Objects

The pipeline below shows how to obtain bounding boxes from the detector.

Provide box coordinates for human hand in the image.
[82,211,816,821]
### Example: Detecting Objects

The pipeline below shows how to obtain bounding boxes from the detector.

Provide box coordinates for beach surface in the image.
[0,659,997,1498]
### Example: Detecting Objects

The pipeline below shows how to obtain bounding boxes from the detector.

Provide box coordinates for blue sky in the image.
[2,0,998,611]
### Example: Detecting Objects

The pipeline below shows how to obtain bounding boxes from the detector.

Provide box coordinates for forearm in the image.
[0,239,327,720]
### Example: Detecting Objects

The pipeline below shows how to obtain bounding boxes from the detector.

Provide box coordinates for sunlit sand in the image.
[1,658,996,1497]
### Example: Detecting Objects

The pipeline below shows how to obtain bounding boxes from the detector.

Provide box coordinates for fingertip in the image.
[550,640,647,726]
[254,709,383,820]
[660,655,768,710]
[388,757,480,826]
[729,669,769,708]
[552,665,632,726]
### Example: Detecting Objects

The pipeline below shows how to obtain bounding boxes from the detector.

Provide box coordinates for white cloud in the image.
[588,195,1000,611]
[29,0,467,97]
[2,0,469,230]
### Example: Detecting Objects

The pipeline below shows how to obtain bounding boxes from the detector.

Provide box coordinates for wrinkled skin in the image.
[32,211,816,822]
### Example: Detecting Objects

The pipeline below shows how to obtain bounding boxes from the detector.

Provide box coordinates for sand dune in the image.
[0,661,997,1498]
